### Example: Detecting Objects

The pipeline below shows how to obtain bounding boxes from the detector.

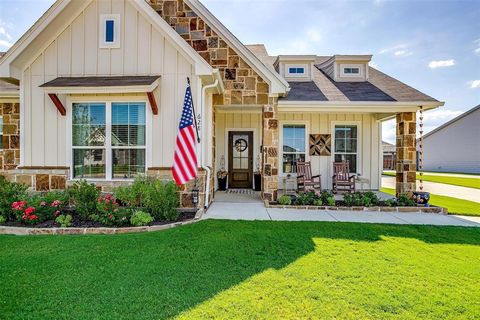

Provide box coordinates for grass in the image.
[381,187,480,216]
[1,220,479,319]
[382,171,480,189]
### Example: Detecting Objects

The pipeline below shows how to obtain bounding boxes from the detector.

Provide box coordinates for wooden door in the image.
[228,131,253,188]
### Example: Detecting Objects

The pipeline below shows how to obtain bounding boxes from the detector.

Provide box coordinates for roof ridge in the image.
[422,104,480,140]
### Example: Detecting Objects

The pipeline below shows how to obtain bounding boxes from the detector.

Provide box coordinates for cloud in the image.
[475,39,480,54]
[469,80,480,88]
[0,39,13,49]
[0,26,11,40]
[428,59,455,68]
[380,44,413,57]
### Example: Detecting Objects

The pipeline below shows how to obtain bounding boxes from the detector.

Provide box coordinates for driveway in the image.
[382,176,480,203]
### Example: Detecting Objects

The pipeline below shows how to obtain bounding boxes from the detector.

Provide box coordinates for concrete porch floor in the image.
[204,190,479,227]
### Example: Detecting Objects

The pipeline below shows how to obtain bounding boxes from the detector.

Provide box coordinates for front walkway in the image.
[382,176,480,203]
[204,191,480,227]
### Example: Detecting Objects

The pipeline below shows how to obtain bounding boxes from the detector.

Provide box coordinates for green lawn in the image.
[382,171,480,189]
[1,220,479,319]
[381,187,480,216]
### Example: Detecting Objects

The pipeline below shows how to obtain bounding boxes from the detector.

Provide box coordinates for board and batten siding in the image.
[278,112,382,190]
[21,0,196,168]
[215,111,263,186]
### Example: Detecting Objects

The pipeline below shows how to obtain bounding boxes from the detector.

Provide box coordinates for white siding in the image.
[422,108,480,173]
[21,0,195,168]
[278,112,382,190]
[215,111,263,187]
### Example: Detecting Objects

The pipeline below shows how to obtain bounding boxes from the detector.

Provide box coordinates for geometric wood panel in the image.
[309,134,331,156]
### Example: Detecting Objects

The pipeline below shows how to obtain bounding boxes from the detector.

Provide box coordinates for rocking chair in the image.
[296,161,321,192]
[332,161,356,194]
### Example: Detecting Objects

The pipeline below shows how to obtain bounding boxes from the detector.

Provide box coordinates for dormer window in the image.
[100,14,120,48]
[288,67,305,74]
[340,64,363,78]
[343,67,359,74]
[286,64,307,77]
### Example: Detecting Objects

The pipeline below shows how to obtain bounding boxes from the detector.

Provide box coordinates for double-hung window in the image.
[282,124,306,173]
[72,102,146,180]
[334,125,358,173]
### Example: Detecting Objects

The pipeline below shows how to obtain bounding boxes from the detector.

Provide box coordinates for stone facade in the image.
[262,103,279,201]
[395,112,416,196]
[0,102,20,171]
[147,0,271,106]
[148,0,279,200]
[7,168,69,191]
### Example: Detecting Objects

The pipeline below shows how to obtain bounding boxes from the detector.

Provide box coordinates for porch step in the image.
[226,189,256,195]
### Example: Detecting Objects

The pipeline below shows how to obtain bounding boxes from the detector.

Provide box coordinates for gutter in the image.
[200,75,220,209]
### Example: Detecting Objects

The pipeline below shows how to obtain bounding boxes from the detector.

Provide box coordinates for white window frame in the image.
[99,14,121,48]
[331,121,362,175]
[66,96,152,181]
[279,120,310,176]
[285,64,307,77]
[340,64,363,77]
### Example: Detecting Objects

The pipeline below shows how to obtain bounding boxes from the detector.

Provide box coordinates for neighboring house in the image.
[382,141,396,170]
[418,105,480,174]
[0,0,443,208]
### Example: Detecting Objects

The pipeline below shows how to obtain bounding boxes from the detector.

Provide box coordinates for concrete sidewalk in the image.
[204,202,480,227]
[382,176,480,203]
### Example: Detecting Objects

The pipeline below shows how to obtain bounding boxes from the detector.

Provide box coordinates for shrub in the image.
[0,176,28,221]
[26,192,67,222]
[68,180,100,219]
[313,199,323,206]
[11,201,38,225]
[396,193,417,207]
[0,215,5,224]
[144,180,179,221]
[343,192,380,207]
[114,176,150,207]
[277,195,292,205]
[55,214,72,228]
[384,199,395,207]
[130,211,154,227]
[320,191,336,206]
[294,191,317,205]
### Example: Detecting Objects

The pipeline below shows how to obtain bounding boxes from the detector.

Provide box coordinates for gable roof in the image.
[247,46,443,107]
[0,0,213,79]
[422,105,480,140]
[185,0,289,95]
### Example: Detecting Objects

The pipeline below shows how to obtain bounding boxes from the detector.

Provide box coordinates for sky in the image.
[0,0,479,143]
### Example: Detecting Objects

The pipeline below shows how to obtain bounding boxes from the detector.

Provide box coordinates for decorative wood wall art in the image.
[309,134,331,156]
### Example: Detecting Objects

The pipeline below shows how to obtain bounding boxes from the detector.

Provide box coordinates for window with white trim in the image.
[288,67,305,74]
[72,102,146,179]
[0,117,3,149]
[282,124,306,173]
[343,67,360,74]
[334,125,358,173]
[99,14,120,48]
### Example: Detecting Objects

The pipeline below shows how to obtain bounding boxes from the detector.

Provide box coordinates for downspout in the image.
[201,77,219,209]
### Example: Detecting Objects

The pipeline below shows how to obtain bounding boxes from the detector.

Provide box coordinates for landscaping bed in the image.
[0,176,196,231]
[271,190,446,214]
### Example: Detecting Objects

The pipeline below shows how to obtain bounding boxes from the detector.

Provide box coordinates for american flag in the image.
[172,83,198,186]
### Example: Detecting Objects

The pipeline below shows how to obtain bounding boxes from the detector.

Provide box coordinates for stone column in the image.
[262,101,279,201]
[395,112,416,196]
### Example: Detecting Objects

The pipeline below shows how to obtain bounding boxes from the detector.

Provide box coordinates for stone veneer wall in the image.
[0,102,20,171]
[395,112,416,196]
[148,0,279,200]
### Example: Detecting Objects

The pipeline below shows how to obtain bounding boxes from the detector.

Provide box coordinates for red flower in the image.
[50,200,62,207]
[12,201,27,211]
[40,201,47,207]
[24,207,36,215]
[54,210,61,217]
[29,215,38,221]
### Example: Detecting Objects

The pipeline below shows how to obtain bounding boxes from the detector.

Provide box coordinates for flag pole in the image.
[187,77,201,143]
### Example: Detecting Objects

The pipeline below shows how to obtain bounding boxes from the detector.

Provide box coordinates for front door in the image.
[228,131,253,188]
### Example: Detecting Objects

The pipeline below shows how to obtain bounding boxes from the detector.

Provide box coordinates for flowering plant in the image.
[12,201,38,224]
[93,194,130,226]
